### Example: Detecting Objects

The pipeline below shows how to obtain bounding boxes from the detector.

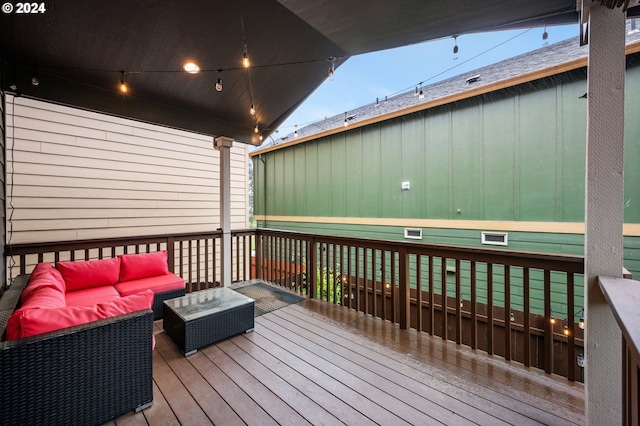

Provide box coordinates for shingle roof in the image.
[256,28,640,152]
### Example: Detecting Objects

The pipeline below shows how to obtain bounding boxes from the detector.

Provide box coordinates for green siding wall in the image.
[253,65,640,280]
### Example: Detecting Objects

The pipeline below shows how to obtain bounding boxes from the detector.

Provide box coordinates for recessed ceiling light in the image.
[183,62,200,74]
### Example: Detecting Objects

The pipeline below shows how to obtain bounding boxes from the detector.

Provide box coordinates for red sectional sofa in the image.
[0,251,186,425]
[7,250,185,340]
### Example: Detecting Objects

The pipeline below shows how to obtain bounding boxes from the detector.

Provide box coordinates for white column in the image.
[214,136,234,287]
[584,5,625,423]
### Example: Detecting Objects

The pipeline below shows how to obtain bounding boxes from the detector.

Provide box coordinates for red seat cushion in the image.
[21,263,66,302]
[57,257,121,291]
[6,290,153,340]
[65,285,121,307]
[119,251,169,282]
[115,273,185,297]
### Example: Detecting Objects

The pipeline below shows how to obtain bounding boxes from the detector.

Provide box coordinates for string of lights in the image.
[282,27,537,137]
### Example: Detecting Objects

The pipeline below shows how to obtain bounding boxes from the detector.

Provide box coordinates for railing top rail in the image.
[5,230,225,255]
[599,276,640,359]
[254,228,584,273]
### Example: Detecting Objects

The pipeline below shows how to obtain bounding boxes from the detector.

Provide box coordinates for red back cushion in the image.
[21,286,66,310]
[57,257,121,291]
[22,263,66,302]
[119,251,169,282]
[5,290,153,340]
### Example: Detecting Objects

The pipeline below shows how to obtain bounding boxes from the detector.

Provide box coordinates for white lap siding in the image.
[5,95,248,247]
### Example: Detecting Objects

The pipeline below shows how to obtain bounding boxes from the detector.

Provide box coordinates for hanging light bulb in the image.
[249,103,256,116]
[215,69,223,92]
[294,125,298,137]
[343,112,348,127]
[242,40,251,68]
[550,316,556,325]
[254,123,259,134]
[31,72,39,86]
[453,35,459,55]
[119,70,128,94]
[542,23,548,41]
[578,316,585,330]
[563,325,570,336]
[259,134,263,142]
[328,57,335,77]
[418,83,424,100]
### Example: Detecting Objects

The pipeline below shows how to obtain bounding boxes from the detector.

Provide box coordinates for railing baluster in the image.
[381,250,387,319]
[504,265,511,361]
[179,241,184,286]
[391,251,396,324]
[212,236,217,286]
[370,249,376,315]
[428,256,434,335]
[524,267,531,367]
[205,238,209,285]
[355,247,360,311]
[287,237,293,289]
[187,240,193,291]
[487,263,494,355]
[441,257,447,341]
[455,258,461,344]
[332,244,338,305]
[416,255,422,332]
[363,247,369,314]
[347,245,352,309]
[308,237,317,298]
[197,239,202,290]
[339,244,344,306]
[470,261,477,349]
[544,269,552,374]
[399,247,409,329]
[567,272,575,381]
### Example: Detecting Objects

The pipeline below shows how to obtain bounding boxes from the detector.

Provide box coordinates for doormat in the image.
[231,281,307,316]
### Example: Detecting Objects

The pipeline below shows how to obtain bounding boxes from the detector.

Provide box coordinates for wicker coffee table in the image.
[163,287,255,356]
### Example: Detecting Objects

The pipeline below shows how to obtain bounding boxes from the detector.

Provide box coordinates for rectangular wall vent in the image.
[481,231,508,246]
[404,228,422,240]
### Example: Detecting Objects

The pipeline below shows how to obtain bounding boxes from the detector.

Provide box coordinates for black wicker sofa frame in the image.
[0,275,153,425]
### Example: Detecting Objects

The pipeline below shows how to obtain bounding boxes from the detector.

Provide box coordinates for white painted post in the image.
[214,136,234,287]
[584,4,625,423]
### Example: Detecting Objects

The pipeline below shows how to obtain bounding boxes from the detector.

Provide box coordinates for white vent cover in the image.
[481,231,508,246]
[404,228,422,240]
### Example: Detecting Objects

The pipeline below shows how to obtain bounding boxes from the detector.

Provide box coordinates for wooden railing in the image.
[5,230,255,293]
[5,228,586,381]
[252,228,586,382]
[599,276,640,425]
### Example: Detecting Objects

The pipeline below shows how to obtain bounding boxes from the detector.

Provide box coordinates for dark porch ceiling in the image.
[0,0,579,145]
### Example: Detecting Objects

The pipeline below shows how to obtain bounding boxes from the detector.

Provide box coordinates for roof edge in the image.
[251,40,640,157]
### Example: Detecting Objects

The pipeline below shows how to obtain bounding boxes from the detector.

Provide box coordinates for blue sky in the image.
[273,24,579,139]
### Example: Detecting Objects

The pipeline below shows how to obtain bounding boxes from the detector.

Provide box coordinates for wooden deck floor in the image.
[107,298,585,425]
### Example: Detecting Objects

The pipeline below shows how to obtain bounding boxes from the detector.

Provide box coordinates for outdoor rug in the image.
[231,281,307,316]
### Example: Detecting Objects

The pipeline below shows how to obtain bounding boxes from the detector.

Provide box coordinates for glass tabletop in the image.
[164,287,254,321]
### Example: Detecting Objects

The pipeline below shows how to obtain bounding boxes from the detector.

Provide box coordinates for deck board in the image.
[109,297,585,425]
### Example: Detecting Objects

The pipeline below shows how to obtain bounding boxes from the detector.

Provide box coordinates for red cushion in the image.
[119,251,169,282]
[21,285,66,309]
[6,290,153,340]
[115,273,185,297]
[65,285,121,307]
[57,257,121,291]
[22,263,66,301]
